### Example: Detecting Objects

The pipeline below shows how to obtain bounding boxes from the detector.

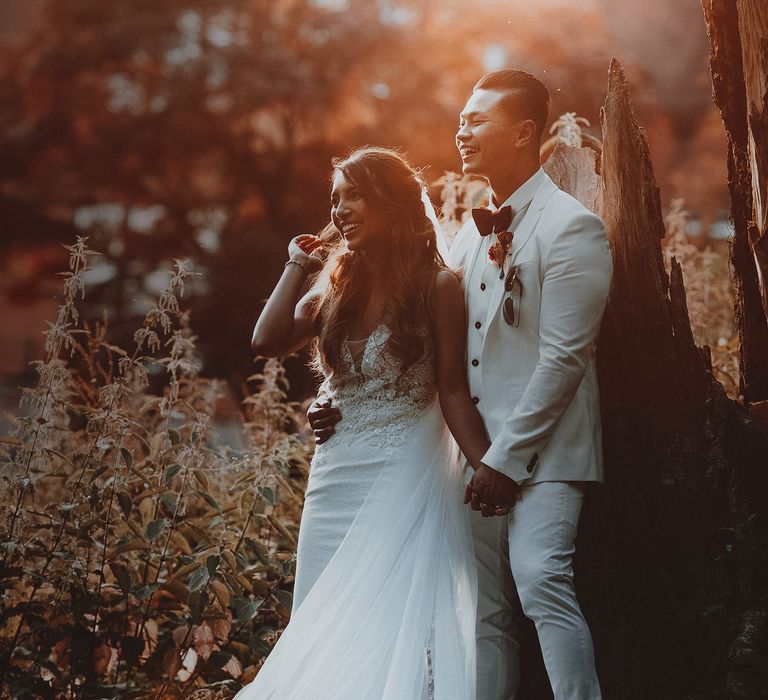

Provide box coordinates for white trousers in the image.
[469,481,601,700]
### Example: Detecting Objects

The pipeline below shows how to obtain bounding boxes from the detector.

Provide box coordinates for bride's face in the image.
[330,170,391,253]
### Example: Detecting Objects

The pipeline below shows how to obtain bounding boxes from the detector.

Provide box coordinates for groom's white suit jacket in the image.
[449,169,612,485]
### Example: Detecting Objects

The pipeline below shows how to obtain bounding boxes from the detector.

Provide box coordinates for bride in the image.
[241,147,492,699]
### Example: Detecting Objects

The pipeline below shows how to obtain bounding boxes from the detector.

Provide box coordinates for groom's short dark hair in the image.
[474,69,550,139]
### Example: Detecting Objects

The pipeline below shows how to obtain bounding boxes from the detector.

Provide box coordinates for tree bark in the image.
[702,0,768,404]
[527,58,768,699]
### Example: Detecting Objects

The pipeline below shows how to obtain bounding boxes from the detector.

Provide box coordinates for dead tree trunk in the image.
[527,58,768,699]
[702,0,768,405]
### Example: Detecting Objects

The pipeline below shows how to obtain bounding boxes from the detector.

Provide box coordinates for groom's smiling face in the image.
[456,88,522,179]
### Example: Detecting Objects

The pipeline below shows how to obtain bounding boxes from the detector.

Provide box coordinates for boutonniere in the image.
[472,205,515,267]
[488,230,513,267]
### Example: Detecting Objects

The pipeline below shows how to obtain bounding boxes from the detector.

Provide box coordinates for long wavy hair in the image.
[311,147,445,377]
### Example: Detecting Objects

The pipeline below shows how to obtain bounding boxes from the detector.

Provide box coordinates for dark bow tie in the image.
[472,205,513,237]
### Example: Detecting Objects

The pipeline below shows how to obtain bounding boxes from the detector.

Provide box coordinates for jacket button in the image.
[474,321,482,329]
[472,396,479,404]
[480,283,486,291]
[471,359,479,367]
[526,453,538,473]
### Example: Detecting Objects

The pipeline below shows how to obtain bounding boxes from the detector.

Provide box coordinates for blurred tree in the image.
[0,0,410,388]
[0,0,727,391]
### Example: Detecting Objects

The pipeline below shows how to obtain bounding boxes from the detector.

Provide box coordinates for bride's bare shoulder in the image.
[428,269,465,323]
[433,268,463,295]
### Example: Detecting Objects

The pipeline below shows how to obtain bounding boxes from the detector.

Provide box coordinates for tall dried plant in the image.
[0,241,312,699]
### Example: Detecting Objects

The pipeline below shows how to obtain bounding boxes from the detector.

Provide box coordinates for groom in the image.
[310,69,612,699]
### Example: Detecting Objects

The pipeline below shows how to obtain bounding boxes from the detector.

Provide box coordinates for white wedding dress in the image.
[234,319,477,700]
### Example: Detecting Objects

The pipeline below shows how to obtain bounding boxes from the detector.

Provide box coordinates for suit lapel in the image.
[509,176,558,264]
[483,176,559,330]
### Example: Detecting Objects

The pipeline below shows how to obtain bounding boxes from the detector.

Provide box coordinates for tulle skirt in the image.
[234,399,477,699]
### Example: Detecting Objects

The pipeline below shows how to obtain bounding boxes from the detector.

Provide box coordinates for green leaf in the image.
[109,562,132,597]
[193,469,209,491]
[233,596,263,622]
[117,491,132,518]
[188,565,210,593]
[196,490,221,512]
[258,486,275,506]
[160,492,177,515]
[244,537,270,565]
[132,581,161,601]
[235,550,248,571]
[164,463,182,483]
[89,463,110,482]
[206,554,220,577]
[275,589,292,610]
[146,518,168,542]
[189,590,204,624]
[119,447,133,469]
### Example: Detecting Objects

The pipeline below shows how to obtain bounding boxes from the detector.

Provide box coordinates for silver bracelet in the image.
[285,259,308,274]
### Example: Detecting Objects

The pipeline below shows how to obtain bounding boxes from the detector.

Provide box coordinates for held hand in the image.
[464,464,521,518]
[288,235,324,274]
[307,398,342,444]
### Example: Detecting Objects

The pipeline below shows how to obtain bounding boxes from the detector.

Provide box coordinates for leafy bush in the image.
[0,239,312,698]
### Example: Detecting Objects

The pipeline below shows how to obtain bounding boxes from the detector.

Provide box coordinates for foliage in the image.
[0,239,311,698]
[540,112,602,161]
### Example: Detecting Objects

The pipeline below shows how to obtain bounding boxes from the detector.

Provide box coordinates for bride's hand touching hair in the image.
[288,234,324,273]
[251,233,324,357]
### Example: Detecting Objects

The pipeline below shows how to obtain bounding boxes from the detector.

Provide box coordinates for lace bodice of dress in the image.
[316,320,437,455]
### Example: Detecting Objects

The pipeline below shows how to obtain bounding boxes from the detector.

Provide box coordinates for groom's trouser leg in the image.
[507,481,601,700]
[469,507,522,700]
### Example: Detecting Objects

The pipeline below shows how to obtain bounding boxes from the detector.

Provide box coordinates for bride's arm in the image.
[251,235,322,357]
[429,270,491,472]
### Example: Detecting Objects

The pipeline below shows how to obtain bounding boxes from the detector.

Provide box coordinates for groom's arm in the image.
[482,210,612,484]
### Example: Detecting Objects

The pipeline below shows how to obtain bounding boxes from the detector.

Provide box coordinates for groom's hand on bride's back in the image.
[307,398,341,444]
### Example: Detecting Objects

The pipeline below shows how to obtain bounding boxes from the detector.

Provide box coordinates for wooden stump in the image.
[535,58,768,699]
